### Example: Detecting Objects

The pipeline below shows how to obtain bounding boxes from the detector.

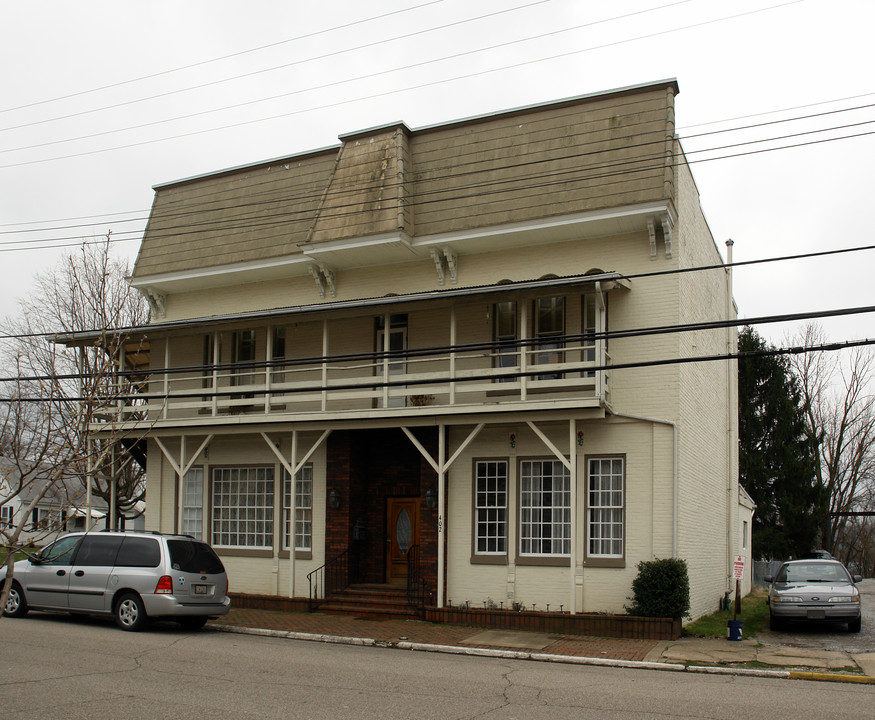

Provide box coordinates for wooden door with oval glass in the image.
[386,497,419,584]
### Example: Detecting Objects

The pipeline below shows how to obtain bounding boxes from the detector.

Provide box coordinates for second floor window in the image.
[534,296,565,379]
[493,302,517,382]
[271,327,287,383]
[232,330,257,386]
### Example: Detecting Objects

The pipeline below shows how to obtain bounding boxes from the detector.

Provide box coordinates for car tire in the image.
[848,616,862,633]
[177,616,208,631]
[114,592,148,631]
[2,581,29,618]
[769,613,783,631]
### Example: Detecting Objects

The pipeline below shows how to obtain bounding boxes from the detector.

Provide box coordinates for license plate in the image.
[193,584,209,596]
[807,609,826,620]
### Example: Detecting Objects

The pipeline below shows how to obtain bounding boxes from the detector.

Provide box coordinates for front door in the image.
[386,497,418,585]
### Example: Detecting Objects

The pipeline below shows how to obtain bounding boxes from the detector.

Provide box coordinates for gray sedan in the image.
[766,559,862,633]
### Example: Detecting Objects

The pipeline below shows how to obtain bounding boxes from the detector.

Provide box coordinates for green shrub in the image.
[627,557,690,619]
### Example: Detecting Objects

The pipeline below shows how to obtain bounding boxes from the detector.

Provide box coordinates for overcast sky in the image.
[2,0,873,351]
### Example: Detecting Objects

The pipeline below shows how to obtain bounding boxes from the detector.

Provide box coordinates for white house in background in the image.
[0,457,108,546]
[65,79,751,621]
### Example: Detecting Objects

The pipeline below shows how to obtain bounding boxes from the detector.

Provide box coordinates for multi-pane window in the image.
[182,468,204,540]
[232,330,257,386]
[534,296,565,379]
[474,460,508,554]
[283,465,313,552]
[211,467,274,548]
[519,459,571,556]
[587,457,624,558]
[493,301,517,382]
[0,505,12,527]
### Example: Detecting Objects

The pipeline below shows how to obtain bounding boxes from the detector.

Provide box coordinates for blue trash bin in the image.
[727,619,743,641]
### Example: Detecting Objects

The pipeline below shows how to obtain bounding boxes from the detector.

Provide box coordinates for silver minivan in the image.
[1,530,231,631]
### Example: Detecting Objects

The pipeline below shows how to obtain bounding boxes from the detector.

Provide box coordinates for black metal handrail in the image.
[307,548,350,611]
[406,544,429,618]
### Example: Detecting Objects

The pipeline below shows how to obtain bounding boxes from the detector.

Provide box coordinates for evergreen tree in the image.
[738,326,826,559]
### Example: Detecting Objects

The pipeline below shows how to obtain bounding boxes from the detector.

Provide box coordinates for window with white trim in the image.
[533,296,565,379]
[519,459,570,556]
[474,460,507,554]
[587,457,624,558]
[232,329,257,386]
[182,468,204,540]
[493,301,517,382]
[283,465,313,552]
[211,467,274,548]
[0,505,12,527]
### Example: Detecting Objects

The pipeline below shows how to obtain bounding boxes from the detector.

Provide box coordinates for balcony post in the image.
[321,319,329,412]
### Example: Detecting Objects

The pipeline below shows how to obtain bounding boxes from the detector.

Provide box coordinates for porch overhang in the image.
[57,270,631,346]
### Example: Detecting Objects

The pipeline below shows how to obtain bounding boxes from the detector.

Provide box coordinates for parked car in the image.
[1,530,230,631]
[765,559,862,633]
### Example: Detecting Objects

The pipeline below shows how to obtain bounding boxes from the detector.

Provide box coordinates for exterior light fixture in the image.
[328,488,341,510]
[425,488,437,508]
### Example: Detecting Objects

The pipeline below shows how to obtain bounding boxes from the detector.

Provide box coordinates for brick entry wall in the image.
[325,428,439,590]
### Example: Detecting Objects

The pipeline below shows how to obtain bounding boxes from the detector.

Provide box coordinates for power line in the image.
[0,1,803,169]
[0,0,450,115]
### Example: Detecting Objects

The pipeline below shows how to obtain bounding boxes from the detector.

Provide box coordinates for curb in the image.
[211,624,873,683]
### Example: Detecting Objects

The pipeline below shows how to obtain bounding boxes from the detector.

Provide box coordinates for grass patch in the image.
[683,589,770,638]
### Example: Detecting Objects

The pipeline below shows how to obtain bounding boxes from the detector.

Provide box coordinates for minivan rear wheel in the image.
[115,592,147,631]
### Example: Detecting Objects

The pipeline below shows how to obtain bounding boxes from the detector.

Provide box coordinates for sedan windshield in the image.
[778,562,849,584]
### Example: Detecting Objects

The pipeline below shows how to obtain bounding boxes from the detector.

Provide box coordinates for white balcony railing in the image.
[121,338,610,424]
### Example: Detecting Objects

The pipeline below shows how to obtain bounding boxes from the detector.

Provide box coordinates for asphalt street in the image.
[1,614,873,720]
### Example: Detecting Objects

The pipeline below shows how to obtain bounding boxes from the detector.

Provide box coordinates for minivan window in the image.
[38,535,81,565]
[167,539,225,574]
[116,537,161,568]
[73,535,123,566]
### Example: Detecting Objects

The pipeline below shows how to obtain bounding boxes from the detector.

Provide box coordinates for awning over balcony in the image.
[55,270,631,347]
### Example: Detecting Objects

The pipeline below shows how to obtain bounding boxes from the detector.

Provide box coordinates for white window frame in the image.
[586,456,624,559]
[0,505,13,528]
[519,459,571,557]
[474,460,508,556]
[182,467,204,540]
[211,466,274,549]
[283,464,313,552]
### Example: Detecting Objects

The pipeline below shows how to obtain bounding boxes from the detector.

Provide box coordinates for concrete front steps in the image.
[317,583,420,620]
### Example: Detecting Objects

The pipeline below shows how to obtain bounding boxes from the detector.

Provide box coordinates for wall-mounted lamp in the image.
[577,430,584,447]
[328,487,341,510]
[425,488,437,509]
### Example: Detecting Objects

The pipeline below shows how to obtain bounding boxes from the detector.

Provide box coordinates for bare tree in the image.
[3,237,150,530]
[791,323,875,557]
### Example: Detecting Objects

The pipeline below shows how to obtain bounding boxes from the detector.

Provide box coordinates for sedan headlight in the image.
[827,594,859,603]
[771,594,804,603]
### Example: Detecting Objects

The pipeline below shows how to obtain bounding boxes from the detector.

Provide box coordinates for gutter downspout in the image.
[725,239,736,591]
[612,413,678,557]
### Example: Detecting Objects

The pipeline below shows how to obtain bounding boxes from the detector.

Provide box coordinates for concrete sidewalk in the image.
[209,607,875,683]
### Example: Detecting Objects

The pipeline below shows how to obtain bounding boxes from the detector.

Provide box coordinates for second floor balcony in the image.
[84,273,628,429]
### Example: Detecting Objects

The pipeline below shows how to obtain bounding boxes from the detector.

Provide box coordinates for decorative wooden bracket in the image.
[308,263,336,298]
[430,246,458,285]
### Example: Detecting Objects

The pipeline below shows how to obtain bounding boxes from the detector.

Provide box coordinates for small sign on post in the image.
[732,555,745,618]
[732,555,745,580]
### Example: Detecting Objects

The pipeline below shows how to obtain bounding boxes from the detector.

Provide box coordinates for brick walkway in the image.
[209,608,659,662]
